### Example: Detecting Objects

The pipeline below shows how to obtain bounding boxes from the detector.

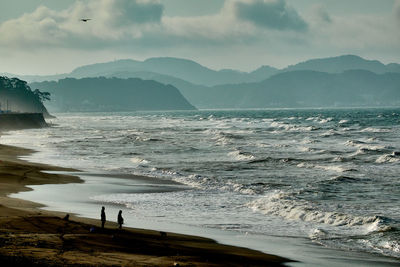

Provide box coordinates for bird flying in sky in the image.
[80,18,91,22]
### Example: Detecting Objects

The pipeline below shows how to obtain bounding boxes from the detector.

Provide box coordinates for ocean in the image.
[2,108,400,262]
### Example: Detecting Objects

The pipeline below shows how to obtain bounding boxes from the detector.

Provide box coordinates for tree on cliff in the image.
[33,89,51,102]
[0,76,52,117]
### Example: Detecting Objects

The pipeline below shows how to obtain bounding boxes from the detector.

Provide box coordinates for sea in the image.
[2,108,400,264]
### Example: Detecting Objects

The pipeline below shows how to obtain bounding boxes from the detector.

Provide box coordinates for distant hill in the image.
[249,65,280,81]
[196,70,400,108]
[284,55,400,74]
[31,77,196,112]
[5,55,400,87]
[5,55,400,111]
[109,65,400,109]
[69,57,280,86]
[5,57,279,86]
[0,76,52,117]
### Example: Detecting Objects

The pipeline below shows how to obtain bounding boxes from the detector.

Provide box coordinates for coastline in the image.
[0,143,291,266]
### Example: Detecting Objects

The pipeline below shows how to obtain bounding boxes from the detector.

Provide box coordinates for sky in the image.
[0,0,399,75]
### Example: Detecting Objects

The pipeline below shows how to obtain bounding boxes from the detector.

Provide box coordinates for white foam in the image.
[319,117,333,124]
[309,228,330,239]
[270,121,316,133]
[254,142,270,148]
[173,176,206,189]
[353,145,390,156]
[319,130,340,137]
[345,140,366,147]
[299,146,314,152]
[361,127,391,133]
[346,140,391,154]
[228,150,255,161]
[296,163,352,173]
[381,240,400,254]
[376,154,400,163]
[357,238,400,258]
[332,156,345,162]
[130,157,149,165]
[317,165,352,172]
[247,191,389,233]
[221,181,257,195]
[213,131,244,146]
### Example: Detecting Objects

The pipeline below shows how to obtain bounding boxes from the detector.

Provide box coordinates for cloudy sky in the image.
[1,0,399,74]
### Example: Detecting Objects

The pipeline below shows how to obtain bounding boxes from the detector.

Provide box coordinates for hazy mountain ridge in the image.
[69,57,281,86]
[200,70,400,108]
[31,77,196,112]
[5,54,399,86]
[5,54,400,110]
[284,55,400,74]
[4,57,279,85]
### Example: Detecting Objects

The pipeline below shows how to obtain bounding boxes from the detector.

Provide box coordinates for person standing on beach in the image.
[101,206,106,229]
[117,210,124,229]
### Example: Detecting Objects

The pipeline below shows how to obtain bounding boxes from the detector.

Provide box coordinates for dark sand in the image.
[0,144,291,266]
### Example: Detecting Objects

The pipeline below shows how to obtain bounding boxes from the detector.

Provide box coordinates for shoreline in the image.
[0,143,291,266]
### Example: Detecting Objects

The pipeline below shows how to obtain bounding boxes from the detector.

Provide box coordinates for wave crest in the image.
[247,192,391,232]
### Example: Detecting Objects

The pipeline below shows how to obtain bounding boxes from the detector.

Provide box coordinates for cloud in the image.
[0,0,275,51]
[67,0,163,26]
[309,4,332,24]
[0,0,399,74]
[395,0,400,24]
[160,0,309,45]
[105,0,163,25]
[0,0,164,49]
[232,0,308,31]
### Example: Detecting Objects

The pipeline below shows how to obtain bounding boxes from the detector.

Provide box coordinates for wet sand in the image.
[0,144,291,266]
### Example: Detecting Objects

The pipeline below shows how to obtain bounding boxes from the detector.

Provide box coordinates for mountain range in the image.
[5,54,399,85]
[205,70,400,108]
[4,54,400,110]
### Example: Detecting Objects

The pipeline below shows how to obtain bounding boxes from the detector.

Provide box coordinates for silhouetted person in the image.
[63,214,69,221]
[101,206,106,229]
[117,210,124,229]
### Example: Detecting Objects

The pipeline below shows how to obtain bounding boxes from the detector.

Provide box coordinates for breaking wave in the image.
[228,150,255,161]
[130,157,149,165]
[248,191,392,233]
[296,163,356,173]
[376,153,400,163]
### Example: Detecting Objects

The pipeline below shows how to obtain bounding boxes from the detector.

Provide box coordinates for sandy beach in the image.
[0,143,291,266]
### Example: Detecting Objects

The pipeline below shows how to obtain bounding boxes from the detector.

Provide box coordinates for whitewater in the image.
[2,108,400,261]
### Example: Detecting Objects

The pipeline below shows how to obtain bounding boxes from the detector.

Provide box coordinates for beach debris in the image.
[90,226,96,233]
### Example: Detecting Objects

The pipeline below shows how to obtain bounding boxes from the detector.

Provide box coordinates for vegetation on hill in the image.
[31,77,196,112]
[0,76,52,117]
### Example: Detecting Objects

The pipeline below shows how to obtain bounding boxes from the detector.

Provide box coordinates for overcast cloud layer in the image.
[0,0,399,74]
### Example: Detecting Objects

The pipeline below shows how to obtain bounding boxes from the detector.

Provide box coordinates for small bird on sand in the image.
[80,18,92,22]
